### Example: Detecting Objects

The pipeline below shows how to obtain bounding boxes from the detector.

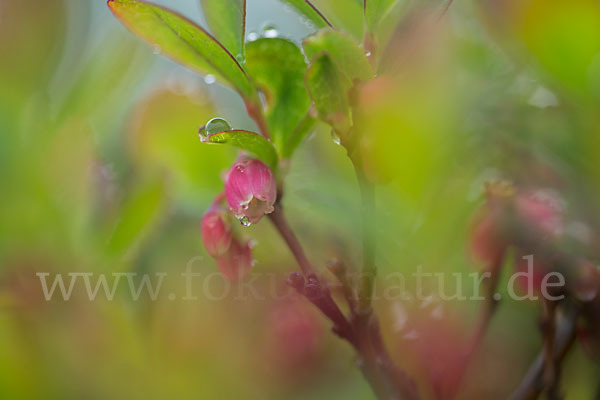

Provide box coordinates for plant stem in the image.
[353,163,377,313]
[353,312,420,400]
[541,299,560,399]
[268,205,314,277]
[269,203,419,399]
[438,0,455,19]
[458,266,501,383]
[508,301,579,400]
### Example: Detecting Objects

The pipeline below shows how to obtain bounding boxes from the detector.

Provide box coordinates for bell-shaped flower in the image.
[201,204,232,257]
[225,158,277,225]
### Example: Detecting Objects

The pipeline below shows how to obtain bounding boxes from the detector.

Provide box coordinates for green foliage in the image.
[303,29,373,82]
[108,0,254,99]
[279,0,332,29]
[107,178,167,259]
[283,113,317,158]
[310,0,365,40]
[365,0,398,33]
[203,130,279,170]
[200,0,246,59]
[130,90,233,207]
[245,38,311,155]
[305,52,353,134]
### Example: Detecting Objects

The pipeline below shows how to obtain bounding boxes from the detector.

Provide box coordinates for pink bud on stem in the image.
[225,158,277,225]
[201,203,232,258]
[215,237,253,283]
[201,193,253,282]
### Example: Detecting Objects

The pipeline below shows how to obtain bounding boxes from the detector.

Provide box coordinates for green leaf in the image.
[303,28,373,82]
[199,0,246,59]
[284,111,317,157]
[107,0,254,99]
[203,129,278,170]
[305,52,352,133]
[107,178,166,258]
[280,0,332,29]
[310,0,364,40]
[245,38,311,154]
[365,0,397,33]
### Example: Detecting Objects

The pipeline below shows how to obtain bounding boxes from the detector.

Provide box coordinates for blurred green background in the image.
[1,0,599,399]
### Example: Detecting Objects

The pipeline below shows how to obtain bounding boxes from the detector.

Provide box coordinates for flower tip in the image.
[216,238,253,282]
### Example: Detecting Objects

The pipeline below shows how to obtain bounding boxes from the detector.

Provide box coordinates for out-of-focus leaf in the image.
[57,34,150,128]
[305,52,352,133]
[481,0,600,99]
[303,29,373,82]
[203,130,278,170]
[0,0,67,114]
[284,112,317,158]
[365,0,397,33]
[107,0,254,99]
[356,72,456,201]
[200,0,246,59]
[107,178,167,258]
[245,38,311,154]
[310,0,364,40]
[129,89,232,206]
[518,0,600,97]
[279,0,332,29]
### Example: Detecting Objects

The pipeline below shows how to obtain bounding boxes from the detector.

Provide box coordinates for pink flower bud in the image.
[215,237,253,282]
[516,189,564,239]
[201,206,232,257]
[468,181,513,271]
[225,158,277,225]
[266,295,323,370]
[469,207,507,271]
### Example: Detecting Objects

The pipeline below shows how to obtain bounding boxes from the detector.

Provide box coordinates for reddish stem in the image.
[509,302,579,400]
[268,205,314,276]
[269,203,420,399]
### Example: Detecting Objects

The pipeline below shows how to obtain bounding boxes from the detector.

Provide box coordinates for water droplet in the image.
[251,259,258,267]
[239,216,252,226]
[331,129,341,145]
[235,54,244,64]
[198,125,208,140]
[204,74,216,85]
[152,45,161,54]
[365,51,372,57]
[205,117,232,136]
[247,31,259,42]
[261,24,279,38]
